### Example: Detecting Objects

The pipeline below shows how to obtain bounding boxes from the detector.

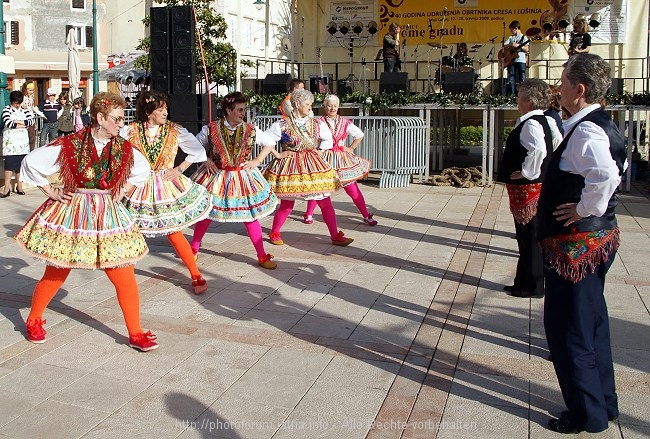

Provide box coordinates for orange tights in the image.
[27,265,142,336]
[167,231,201,278]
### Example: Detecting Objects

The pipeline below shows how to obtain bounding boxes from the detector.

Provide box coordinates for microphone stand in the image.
[501,21,507,96]
[487,44,495,93]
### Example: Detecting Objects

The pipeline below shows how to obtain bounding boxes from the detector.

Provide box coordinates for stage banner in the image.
[378,0,552,46]
[570,0,628,44]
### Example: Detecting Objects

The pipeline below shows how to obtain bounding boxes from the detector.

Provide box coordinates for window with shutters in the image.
[3,21,19,47]
[66,24,93,48]
[71,0,85,10]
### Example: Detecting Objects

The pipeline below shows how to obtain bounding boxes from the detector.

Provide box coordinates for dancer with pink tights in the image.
[302,94,377,226]
[262,89,353,247]
[190,92,289,269]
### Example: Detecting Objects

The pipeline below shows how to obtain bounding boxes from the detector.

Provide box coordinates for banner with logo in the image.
[373,0,627,45]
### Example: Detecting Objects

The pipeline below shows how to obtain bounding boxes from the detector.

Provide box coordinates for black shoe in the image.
[0,191,9,198]
[548,416,582,434]
[13,190,25,195]
[510,290,544,298]
[503,284,523,292]
[560,410,618,424]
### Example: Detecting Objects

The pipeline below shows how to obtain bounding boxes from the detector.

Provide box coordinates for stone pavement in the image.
[0,182,648,439]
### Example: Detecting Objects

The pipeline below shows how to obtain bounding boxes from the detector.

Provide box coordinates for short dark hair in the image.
[509,21,520,30]
[136,90,170,122]
[9,90,24,105]
[220,91,249,114]
[288,79,305,92]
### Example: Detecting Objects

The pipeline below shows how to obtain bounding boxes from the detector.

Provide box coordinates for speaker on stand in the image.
[379,72,409,93]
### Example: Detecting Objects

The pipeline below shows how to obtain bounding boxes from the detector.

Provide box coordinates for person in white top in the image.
[120,90,211,295]
[503,20,529,95]
[15,92,158,352]
[539,54,627,434]
[497,78,562,298]
[262,89,354,247]
[302,94,377,226]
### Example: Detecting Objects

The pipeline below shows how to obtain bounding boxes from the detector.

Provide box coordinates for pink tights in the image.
[305,182,369,218]
[273,198,339,239]
[192,218,267,259]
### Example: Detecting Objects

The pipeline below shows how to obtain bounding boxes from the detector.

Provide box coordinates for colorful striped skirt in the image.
[192,165,278,222]
[122,170,210,237]
[14,189,148,269]
[321,149,370,186]
[263,150,340,199]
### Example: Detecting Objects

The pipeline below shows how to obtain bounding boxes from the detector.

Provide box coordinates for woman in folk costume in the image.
[302,94,377,226]
[263,89,354,247]
[190,92,288,269]
[15,92,158,352]
[121,90,210,295]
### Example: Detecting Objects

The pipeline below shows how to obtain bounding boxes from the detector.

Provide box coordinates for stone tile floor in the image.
[0,182,648,438]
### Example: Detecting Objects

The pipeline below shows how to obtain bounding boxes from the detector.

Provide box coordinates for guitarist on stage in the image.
[382,23,401,72]
[504,21,529,95]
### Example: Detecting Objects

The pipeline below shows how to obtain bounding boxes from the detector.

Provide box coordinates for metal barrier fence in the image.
[251,115,428,188]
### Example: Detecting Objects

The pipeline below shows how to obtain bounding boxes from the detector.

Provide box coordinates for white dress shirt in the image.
[516,109,562,180]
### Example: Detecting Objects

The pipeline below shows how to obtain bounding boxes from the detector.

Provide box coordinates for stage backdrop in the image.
[364,0,628,45]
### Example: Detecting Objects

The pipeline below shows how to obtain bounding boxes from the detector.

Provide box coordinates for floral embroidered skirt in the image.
[123,170,210,237]
[14,189,148,269]
[192,165,278,222]
[263,150,340,199]
[321,149,370,186]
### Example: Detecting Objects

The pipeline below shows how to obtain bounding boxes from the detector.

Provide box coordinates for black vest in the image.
[538,108,626,240]
[497,114,553,185]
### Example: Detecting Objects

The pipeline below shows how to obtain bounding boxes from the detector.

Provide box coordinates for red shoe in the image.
[258,253,277,270]
[331,231,354,246]
[363,213,378,226]
[303,214,313,224]
[269,232,284,245]
[26,318,46,344]
[192,274,207,295]
[129,330,158,352]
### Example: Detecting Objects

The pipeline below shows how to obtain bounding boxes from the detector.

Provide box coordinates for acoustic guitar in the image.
[316,48,329,94]
[498,39,530,68]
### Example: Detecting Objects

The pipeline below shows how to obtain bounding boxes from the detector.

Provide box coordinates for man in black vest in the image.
[539,54,627,434]
[497,78,562,298]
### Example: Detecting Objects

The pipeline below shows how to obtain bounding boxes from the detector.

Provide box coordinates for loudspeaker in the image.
[380,72,409,93]
[337,79,353,96]
[150,7,169,52]
[308,74,333,94]
[170,94,200,122]
[609,78,624,95]
[150,7,171,93]
[242,78,264,95]
[263,74,292,95]
[489,79,504,96]
[443,72,474,94]
[170,5,195,95]
[150,50,170,94]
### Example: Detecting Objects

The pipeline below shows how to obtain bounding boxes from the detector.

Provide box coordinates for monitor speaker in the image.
[609,78,624,95]
[379,72,409,93]
[337,79,352,96]
[263,74,292,95]
[490,79,505,96]
[443,72,474,94]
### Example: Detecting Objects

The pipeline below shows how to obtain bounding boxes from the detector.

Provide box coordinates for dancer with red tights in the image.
[303,94,377,226]
[15,92,158,351]
[190,92,288,269]
[120,90,210,295]
[263,89,353,247]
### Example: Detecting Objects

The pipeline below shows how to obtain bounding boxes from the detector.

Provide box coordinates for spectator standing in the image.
[21,83,44,150]
[2,91,34,197]
[37,88,61,147]
[56,91,74,136]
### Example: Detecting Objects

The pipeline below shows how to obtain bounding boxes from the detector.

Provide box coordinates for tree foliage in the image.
[134,0,239,88]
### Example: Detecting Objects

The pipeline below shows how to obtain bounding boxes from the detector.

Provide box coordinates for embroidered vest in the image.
[279,116,320,152]
[497,114,553,185]
[127,121,180,170]
[318,116,351,151]
[56,126,134,195]
[207,120,256,168]
[538,108,626,240]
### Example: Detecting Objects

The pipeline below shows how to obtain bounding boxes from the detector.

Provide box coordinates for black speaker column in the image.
[149,7,170,94]
[609,78,624,95]
[263,74,292,95]
[170,5,195,94]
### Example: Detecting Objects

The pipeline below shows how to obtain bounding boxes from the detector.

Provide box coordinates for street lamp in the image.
[92,0,98,94]
[253,0,265,10]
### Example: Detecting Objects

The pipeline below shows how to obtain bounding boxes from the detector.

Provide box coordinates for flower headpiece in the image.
[225,96,236,103]
[97,98,110,108]
[145,96,156,104]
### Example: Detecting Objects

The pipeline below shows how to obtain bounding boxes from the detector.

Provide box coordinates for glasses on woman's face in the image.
[106,114,125,124]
